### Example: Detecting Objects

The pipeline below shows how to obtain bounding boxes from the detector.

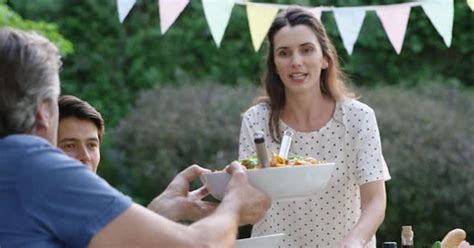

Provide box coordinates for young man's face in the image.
[57,117,101,173]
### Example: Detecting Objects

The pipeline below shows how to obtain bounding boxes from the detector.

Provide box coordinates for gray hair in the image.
[0,27,62,137]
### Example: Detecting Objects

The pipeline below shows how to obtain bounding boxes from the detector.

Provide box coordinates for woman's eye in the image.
[302,47,314,54]
[277,50,289,57]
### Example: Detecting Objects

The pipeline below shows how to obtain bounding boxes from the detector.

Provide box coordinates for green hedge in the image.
[8,0,474,127]
[362,83,474,245]
[108,82,473,245]
[107,83,258,203]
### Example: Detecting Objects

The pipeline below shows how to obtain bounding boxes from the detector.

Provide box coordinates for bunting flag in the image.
[333,8,366,55]
[308,7,322,20]
[420,0,454,47]
[202,0,235,47]
[117,0,136,23]
[468,0,474,11]
[376,4,411,54]
[246,3,280,52]
[118,0,455,54]
[159,0,189,35]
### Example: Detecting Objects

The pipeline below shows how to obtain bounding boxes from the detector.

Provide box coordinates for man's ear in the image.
[35,101,52,139]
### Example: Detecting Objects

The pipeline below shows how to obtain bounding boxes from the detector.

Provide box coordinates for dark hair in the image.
[58,95,105,140]
[259,7,353,142]
[0,27,61,138]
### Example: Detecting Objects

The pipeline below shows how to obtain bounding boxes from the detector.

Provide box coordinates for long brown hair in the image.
[259,7,353,142]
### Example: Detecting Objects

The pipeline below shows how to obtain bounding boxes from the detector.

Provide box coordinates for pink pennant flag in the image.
[308,7,322,20]
[159,0,190,35]
[376,4,411,54]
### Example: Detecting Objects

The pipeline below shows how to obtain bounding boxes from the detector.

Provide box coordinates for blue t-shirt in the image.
[0,135,132,248]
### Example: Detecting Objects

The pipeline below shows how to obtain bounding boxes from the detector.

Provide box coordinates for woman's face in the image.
[273,24,328,95]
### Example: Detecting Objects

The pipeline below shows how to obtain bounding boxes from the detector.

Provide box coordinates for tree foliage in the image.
[8,0,473,127]
[0,0,73,55]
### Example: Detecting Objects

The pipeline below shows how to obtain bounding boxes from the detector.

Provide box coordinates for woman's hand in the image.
[339,234,366,248]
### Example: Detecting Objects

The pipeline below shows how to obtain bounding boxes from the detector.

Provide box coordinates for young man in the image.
[58,95,103,173]
[0,27,270,247]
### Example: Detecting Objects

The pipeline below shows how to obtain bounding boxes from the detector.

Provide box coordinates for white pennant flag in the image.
[117,0,136,23]
[333,7,366,55]
[376,4,412,54]
[468,0,474,11]
[203,0,235,47]
[159,0,190,35]
[420,0,454,47]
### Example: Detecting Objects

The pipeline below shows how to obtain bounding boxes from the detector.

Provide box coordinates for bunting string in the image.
[117,0,455,54]
[235,0,422,11]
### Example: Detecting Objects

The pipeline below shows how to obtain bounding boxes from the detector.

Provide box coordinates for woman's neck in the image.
[281,89,335,132]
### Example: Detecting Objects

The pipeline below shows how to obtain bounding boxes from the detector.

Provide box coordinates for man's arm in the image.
[147,165,218,222]
[89,203,238,248]
[89,162,270,248]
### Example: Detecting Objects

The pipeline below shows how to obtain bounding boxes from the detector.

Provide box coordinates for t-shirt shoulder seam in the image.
[80,197,132,246]
[340,99,374,113]
[244,102,270,116]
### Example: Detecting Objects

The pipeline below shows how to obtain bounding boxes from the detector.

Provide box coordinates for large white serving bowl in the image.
[200,163,335,200]
[236,233,285,248]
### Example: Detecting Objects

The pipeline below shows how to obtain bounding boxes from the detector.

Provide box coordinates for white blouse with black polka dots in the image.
[239,99,391,248]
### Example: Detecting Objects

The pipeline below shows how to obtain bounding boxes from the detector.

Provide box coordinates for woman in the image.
[238,7,390,248]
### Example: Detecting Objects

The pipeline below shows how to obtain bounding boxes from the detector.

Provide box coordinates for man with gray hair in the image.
[0,27,270,247]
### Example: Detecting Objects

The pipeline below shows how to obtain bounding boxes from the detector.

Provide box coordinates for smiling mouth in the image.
[289,73,308,82]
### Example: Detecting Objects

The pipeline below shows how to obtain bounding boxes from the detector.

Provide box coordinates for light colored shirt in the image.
[239,99,391,248]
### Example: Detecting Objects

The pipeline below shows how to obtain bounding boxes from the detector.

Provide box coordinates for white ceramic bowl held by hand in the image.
[236,233,285,248]
[200,163,335,200]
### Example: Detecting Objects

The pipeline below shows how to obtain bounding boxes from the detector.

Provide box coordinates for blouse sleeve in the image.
[355,109,391,185]
[238,112,256,160]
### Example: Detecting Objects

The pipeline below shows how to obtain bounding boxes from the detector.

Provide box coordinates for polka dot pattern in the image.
[238,99,391,248]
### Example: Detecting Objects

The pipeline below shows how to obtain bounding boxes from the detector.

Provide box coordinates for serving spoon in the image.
[278,129,294,159]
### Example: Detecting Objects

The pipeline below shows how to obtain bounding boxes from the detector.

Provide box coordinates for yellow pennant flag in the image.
[247,3,280,52]
[468,0,474,11]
